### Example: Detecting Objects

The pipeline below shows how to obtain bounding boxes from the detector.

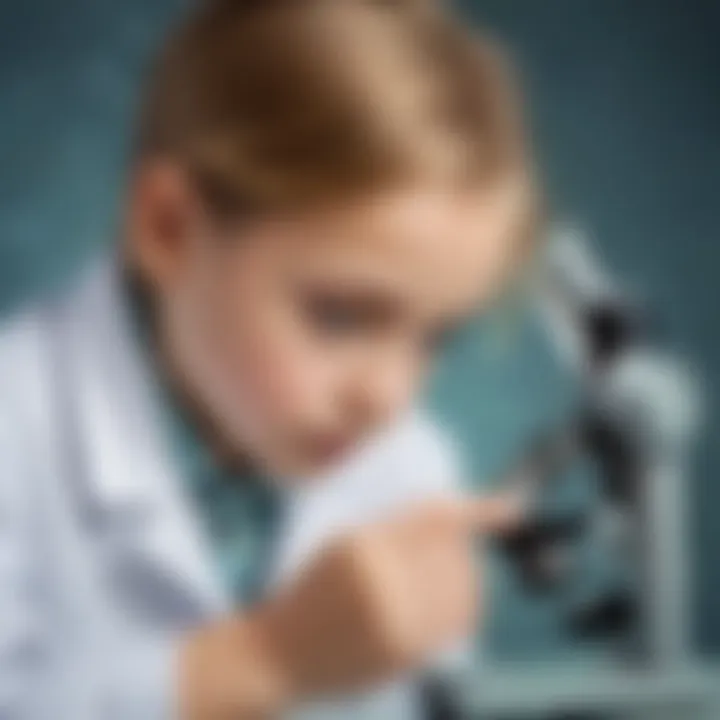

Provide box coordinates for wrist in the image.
[179,611,293,720]
[248,602,302,707]
[243,607,297,712]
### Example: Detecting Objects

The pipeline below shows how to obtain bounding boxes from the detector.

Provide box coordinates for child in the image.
[0,0,537,717]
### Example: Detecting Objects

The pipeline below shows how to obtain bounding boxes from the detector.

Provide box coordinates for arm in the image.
[0,414,49,718]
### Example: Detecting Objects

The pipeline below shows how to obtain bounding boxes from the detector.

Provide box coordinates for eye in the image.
[301,293,384,337]
[310,303,363,335]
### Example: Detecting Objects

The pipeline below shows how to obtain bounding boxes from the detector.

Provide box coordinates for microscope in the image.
[422,227,704,720]
[495,227,702,662]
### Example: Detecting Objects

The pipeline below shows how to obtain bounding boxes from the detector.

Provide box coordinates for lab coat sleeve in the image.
[0,414,48,717]
[0,410,179,720]
[100,637,180,720]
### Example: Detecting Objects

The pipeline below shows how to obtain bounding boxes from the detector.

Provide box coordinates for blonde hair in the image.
[137,0,535,220]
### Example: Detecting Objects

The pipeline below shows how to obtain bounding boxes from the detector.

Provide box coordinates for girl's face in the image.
[130,165,529,480]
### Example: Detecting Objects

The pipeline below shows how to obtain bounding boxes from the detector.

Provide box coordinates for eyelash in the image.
[301,294,467,353]
[304,299,369,336]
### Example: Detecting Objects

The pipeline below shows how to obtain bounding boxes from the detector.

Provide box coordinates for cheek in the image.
[207,288,337,428]
[236,339,320,422]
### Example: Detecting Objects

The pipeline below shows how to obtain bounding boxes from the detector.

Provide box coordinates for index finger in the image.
[457,491,527,535]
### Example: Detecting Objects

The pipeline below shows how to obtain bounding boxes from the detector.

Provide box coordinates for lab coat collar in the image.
[51,251,231,617]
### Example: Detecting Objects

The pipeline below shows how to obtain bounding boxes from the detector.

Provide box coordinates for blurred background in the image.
[0,0,718,713]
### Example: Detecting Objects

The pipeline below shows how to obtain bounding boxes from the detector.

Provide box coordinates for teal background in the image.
[0,0,717,661]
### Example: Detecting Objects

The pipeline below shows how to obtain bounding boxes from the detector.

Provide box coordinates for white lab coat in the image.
[0,253,468,720]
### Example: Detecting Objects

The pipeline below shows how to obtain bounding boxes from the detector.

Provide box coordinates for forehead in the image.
[238,181,530,315]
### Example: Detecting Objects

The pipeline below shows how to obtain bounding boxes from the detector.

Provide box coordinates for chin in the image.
[265,447,354,485]
[271,458,333,484]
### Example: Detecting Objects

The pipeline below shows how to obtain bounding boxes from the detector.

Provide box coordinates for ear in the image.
[125,159,209,290]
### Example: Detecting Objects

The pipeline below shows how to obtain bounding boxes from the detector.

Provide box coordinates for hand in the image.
[179,493,522,719]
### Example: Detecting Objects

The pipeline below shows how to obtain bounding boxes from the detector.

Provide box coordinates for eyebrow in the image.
[303,280,482,334]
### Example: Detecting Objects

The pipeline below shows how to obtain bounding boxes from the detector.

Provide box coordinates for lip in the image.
[304,432,356,462]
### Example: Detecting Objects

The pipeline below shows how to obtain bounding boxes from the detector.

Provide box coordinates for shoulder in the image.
[0,308,50,519]
[0,307,49,424]
[0,270,88,480]
[0,254,112,433]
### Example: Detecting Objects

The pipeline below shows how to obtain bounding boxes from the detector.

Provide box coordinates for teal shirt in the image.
[125,276,282,607]
[165,406,281,607]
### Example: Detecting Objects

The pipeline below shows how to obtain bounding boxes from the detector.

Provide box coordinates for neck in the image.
[123,262,260,476]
